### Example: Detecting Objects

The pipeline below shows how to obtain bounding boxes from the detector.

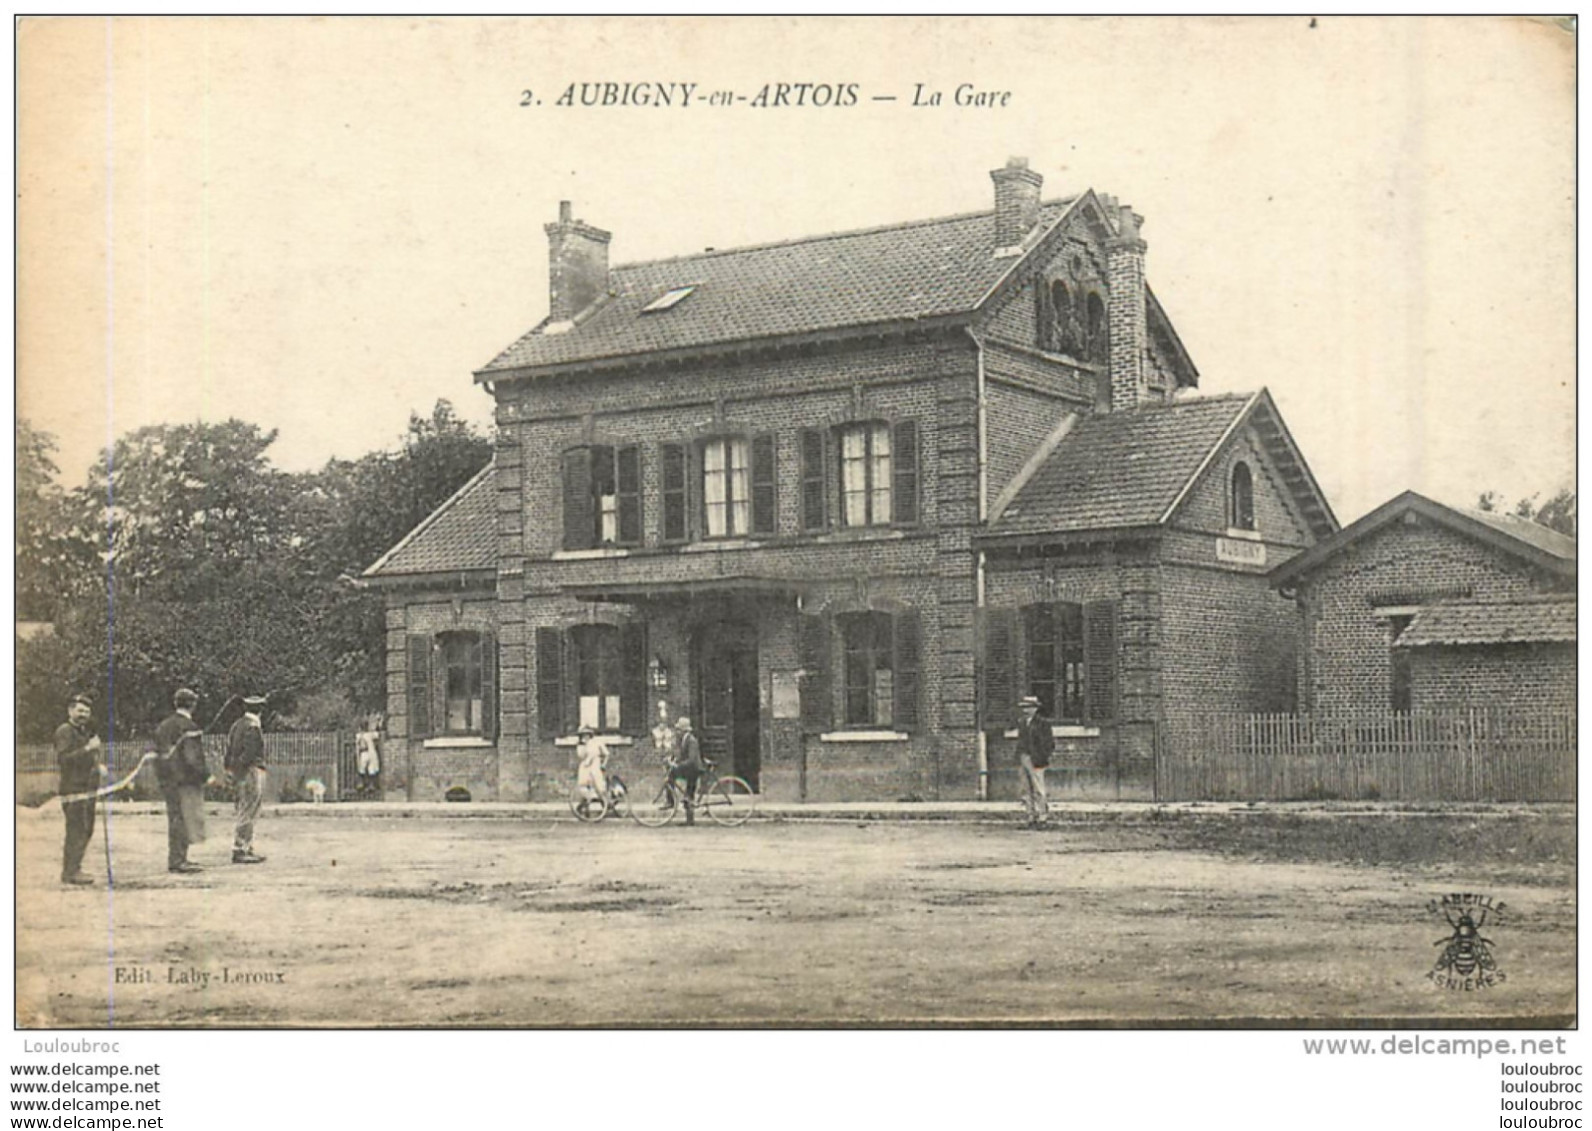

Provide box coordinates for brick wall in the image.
[1410,643,1576,713]
[1297,519,1566,714]
[1158,563,1300,717]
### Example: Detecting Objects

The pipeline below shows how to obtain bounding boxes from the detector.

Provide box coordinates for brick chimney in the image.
[990,157,1043,251]
[1105,203,1150,410]
[544,201,611,322]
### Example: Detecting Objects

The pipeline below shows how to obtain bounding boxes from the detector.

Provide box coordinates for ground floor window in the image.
[840,611,895,727]
[407,628,498,739]
[1025,603,1085,722]
[536,622,648,737]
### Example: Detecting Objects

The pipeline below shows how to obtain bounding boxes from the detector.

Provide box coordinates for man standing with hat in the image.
[153,688,208,874]
[1014,695,1055,829]
[55,693,106,886]
[670,716,703,827]
[225,695,268,864]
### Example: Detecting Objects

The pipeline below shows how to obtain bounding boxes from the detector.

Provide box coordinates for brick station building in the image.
[364,159,1337,802]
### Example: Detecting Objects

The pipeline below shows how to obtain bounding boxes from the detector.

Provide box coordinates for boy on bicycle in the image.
[575,725,610,817]
[669,716,704,827]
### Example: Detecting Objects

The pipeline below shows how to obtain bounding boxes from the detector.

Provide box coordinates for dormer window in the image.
[641,285,696,313]
[1230,462,1256,532]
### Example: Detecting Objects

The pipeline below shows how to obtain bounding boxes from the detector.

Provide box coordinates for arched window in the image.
[1050,280,1081,356]
[1085,292,1108,366]
[1230,462,1256,532]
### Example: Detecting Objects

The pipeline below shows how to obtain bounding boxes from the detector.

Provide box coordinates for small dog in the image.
[303,778,327,804]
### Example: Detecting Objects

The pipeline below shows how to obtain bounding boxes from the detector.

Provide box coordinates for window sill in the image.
[681,538,767,553]
[552,735,636,748]
[819,730,909,743]
[1002,726,1101,739]
[553,547,634,561]
[422,736,494,749]
[1224,527,1262,542]
[813,528,909,545]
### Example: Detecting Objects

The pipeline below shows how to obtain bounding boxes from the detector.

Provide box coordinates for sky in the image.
[16,16,1575,526]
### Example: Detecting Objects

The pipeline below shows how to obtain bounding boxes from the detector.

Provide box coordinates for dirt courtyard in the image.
[14,804,1575,1027]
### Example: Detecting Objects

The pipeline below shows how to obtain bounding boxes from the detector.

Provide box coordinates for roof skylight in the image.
[641,285,697,313]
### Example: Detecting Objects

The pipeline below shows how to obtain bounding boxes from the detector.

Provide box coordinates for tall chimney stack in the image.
[990,157,1043,251]
[544,201,612,323]
[1105,202,1150,411]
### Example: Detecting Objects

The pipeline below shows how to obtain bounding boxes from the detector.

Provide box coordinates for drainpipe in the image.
[967,327,990,801]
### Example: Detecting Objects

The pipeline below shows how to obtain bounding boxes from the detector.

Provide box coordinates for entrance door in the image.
[694,621,760,791]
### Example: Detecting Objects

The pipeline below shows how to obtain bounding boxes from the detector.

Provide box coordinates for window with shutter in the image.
[892,420,918,525]
[892,612,921,731]
[661,443,688,543]
[751,434,777,535]
[439,631,486,734]
[617,445,642,545]
[701,436,752,538]
[800,429,827,531]
[619,621,648,733]
[562,448,594,550]
[407,634,433,738]
[1084,601,1117,724]
[980,607,1017,733]
[571,625,624,731]
[1024,603,1085,722]
[536,627,565,739]
[480,630,498,739]
[839,611,894,727]
[798,614,832,733]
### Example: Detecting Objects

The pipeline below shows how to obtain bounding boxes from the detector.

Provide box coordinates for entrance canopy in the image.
[562,575,805,605]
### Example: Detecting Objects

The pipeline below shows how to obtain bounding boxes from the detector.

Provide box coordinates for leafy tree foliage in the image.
[15,403,492,741]
[1477,488,1576,538]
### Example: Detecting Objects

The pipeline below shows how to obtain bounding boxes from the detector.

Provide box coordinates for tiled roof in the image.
[1396,598,1577,647]
[989,393,1254,536]
[480,200,1080,374]
[1463,508,1577,562]
[1271,490,1577,588]
[363,463,496,578]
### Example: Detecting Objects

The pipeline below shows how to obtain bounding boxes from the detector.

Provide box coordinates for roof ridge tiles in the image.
[609,196,1081,272]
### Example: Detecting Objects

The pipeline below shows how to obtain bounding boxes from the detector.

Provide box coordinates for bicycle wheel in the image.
[701,776,756,827]
[627,777,677,827]
[569,785,606,823]
[606,775,632,821]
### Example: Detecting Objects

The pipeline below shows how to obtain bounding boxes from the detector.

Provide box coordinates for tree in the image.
[16,419,93,622]
[1477,488,1576,538]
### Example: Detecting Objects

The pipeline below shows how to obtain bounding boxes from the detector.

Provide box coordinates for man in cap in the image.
[1014,695,1055,829]
[669,717,704,827]
[153,688,208,874]
[55,693,106,886]
[225,695,268,864]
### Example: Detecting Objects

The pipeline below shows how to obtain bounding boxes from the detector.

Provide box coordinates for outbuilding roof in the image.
[362,463,497,581]
[1394,597,1577,647]
[1270,490,1577,589]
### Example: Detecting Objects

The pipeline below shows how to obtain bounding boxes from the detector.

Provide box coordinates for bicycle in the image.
[628,759,756,827]
[568,770,632,823]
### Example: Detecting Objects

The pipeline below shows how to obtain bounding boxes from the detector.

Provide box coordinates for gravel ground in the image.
[14,804,1574,1028]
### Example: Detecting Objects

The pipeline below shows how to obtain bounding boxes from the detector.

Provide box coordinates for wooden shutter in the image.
[536,627,565,739]
[751,433,777,536]
[980,607,1018,733]
[561,447,594,550]
[798,613,832,733]
[617,445,642,545]
[407,634,433,738]
[893,611,921,731]
[1084,600,1117,723]
[660,442,687,543]
[800,429,827,531]
[480,630,498,739]
[619,620,648,733]
[892,420,919,526]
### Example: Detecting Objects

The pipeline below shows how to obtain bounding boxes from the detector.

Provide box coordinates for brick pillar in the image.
[990,158,1043,250]
[1105,205,1149,411]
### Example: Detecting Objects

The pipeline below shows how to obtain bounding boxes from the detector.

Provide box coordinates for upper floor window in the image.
[562,444,641,550]
[1085,292,1109,367]
[835,420,918,529]
[1230,462,1256,532]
